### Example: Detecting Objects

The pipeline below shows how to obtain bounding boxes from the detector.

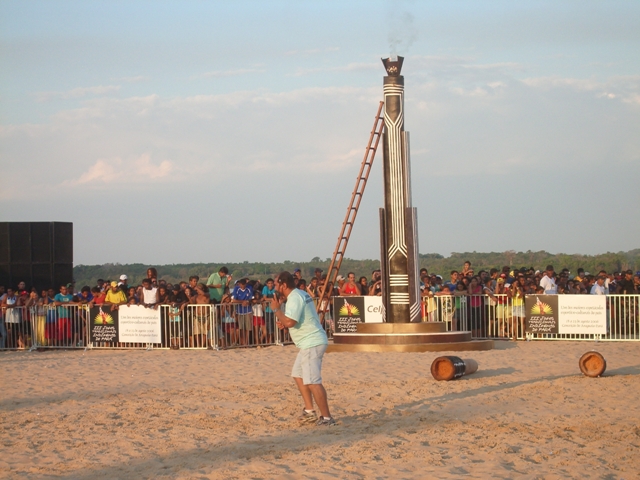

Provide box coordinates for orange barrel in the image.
[579,351,606,377]
[431,356,478,381]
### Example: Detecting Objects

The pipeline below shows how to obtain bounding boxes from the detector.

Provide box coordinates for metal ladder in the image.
[317,101,385,319]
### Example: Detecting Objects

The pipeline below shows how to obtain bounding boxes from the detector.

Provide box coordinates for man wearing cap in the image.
[539,265,557,294]
[270,271,334,427]
[105,281,127,309]
[118,274,129,293]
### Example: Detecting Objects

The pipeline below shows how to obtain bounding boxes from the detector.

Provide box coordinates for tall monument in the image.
[379,56,421,323]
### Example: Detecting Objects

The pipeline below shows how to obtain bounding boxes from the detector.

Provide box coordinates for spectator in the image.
[297,279,307,291]
[26,291,46,347]
[262,278,277,344]
[187,276,199,299]
[467,276,484,337]
[252,290,266,345]
[147,268,158,287]
[104,281,127,310]
[118,274,129,292]
[206,266,232,304]
[339,272,359,296]
[307,277,319,298]
[358,276,369,296]
[54,285,75,346]
[335,275,345,295]
[617,270,637,294]
[540,265,558,294]
[190,283,210,348]
[232,278,254,346]
[461,261,472,277]
[140,278,158,308]
[91,287,106,305]
[444,271,458,292]
[127,287,139,305]
[591,276,606,295]
[3,288,23,348]
[369,270,382,296]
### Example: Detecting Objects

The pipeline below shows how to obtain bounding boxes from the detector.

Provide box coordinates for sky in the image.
[1,0,639,266]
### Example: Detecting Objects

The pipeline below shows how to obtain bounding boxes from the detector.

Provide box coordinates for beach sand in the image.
[1,341,639,479]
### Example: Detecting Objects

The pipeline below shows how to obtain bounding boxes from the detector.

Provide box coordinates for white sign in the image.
[118,305,162,343]
[363,296,384,323]
[558,295,607,334]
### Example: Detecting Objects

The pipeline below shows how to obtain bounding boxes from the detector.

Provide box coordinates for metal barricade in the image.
[212,301,279,349]
[423,294,522,340]
[19,304,88,349]
[1,305,34,350]
[526,294,640,342]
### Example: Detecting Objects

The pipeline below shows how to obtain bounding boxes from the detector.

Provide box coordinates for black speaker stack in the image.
[0,222,73,292]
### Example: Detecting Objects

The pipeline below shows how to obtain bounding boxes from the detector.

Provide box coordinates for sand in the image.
[1,341,639,479]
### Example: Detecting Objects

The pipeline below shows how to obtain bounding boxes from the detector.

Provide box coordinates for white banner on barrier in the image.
[118,305,162,343]
[558,295,607,334]
[364,296,384,323]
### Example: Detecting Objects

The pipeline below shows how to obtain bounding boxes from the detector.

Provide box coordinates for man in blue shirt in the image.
[270,271,334,427]
[232,278,254,346]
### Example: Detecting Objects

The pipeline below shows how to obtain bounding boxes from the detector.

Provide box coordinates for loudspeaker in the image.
[9,223,31,264]
[31,222,52,263]
[0,222,73,291]
[53,222,73,264]
[0,223,8,264]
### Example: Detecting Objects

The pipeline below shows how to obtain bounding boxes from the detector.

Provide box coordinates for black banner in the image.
[333,296,365,333]
[89,305,119,343]
[525,295,559,334]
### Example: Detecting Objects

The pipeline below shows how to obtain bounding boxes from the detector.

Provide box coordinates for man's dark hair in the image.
[277,271,296,289]
[546,265,554,272]
[142,278,151,285]
[81,286,91,293]
[189,275,199,282]
[219,267,229,274]
[266,278,274,283]
[490,268,498,276]
[451,270,458,275]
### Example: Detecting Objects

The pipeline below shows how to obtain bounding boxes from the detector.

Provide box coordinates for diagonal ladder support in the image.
[317,101,385,318]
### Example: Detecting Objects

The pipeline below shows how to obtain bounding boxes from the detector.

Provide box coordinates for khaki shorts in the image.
[237,313,252,330]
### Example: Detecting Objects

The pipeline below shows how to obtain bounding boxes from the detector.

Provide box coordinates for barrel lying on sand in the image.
[579,351,607,377]
[431,356,479,381]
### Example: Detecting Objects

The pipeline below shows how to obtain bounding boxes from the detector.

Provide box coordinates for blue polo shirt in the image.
[232,285,254,315]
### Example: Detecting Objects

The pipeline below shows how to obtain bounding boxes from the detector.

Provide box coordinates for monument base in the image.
[327,322,494,353]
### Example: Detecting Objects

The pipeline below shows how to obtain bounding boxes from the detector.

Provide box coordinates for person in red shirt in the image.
[340,272,359,296]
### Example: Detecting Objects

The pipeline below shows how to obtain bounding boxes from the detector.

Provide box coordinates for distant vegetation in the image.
[72,250,640,288]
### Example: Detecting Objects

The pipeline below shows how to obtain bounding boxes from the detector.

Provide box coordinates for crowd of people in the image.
[1,262,639,349]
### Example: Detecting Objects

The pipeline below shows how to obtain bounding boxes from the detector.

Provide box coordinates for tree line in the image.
[72,249,639,288]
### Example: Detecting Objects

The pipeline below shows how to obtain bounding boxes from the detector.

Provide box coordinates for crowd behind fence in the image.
[1,293,638,351]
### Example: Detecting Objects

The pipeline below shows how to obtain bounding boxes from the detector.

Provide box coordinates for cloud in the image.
[283,47,340,56]
[65,154,175,186]
[113,76,149,83]
[291,62,378,77]
[34,85,121,102]
[192,68,266,79]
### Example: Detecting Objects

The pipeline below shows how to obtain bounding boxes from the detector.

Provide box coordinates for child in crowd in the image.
[252,291,266,345]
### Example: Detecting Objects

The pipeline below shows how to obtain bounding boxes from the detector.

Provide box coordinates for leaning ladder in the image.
[317,101,385,319]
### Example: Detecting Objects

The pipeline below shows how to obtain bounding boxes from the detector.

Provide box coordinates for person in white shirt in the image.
[539,265,557,294]
[590,276,606,295]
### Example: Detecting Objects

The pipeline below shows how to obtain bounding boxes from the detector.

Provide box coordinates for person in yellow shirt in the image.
[104,281,127,309]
